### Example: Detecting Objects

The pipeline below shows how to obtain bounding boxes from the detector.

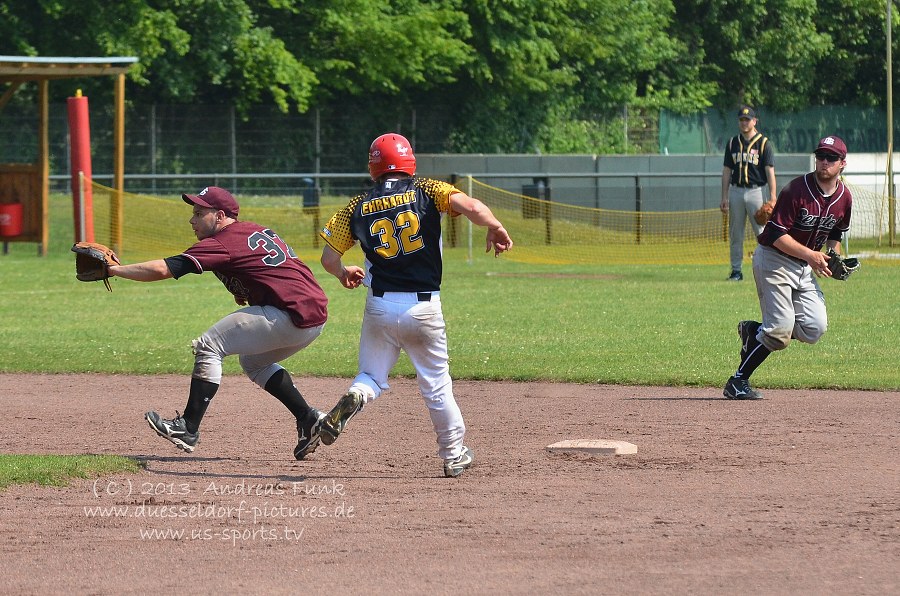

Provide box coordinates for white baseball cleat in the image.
[443,446,474,478]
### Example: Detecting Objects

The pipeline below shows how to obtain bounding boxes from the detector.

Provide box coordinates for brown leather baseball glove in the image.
[71,241,120,291]
[754,202,774,226]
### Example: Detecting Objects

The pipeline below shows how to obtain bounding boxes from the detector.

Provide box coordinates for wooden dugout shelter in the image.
[0,55,138,255]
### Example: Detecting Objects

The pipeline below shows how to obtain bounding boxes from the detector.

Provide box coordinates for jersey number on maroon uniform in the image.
[370,212,424,259]
[248,229,297,266]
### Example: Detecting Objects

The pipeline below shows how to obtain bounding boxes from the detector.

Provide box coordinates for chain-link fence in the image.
[0,100,462,195]
[0,100,656,196]
[6,100,893,196]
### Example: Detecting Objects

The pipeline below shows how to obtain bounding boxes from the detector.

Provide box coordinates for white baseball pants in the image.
[349,290,466,461]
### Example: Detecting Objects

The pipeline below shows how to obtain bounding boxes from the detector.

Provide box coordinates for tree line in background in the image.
[0,0,896,154]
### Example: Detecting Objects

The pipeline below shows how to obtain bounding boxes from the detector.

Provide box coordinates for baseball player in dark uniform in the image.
[108,186,330,459]
[317,132,513,477]
[721,105,778,281]
[724,135,852,399]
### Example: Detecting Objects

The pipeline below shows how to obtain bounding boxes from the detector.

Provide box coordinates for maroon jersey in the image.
[174,221,328,328]
[758,172,852,252]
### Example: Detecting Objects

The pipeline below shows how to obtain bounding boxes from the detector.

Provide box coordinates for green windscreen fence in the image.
[660,107,890,155]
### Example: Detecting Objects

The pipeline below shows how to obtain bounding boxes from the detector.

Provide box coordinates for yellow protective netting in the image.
[463,177,899,265]
[90,183,345,261]
[90,179,898,265]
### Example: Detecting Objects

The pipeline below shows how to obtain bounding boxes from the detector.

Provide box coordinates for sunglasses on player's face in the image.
[815,152,841,163]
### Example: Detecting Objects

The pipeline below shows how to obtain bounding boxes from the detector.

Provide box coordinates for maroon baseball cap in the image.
[815,135,847,159]
[182,186,239,218]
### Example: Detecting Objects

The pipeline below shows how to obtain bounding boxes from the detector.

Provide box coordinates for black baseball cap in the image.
[182,186,240,218]
[737,105,757,119]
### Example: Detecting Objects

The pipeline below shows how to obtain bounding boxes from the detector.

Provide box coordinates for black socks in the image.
[183,377,219,433]
[264,368,311,420]
[735,332,771,380]
[181,370,310,433]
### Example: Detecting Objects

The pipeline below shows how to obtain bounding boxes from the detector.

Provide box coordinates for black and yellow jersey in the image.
[320,176,459,293]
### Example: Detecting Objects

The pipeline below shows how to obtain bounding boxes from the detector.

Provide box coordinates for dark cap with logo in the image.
[182,186,239,218]
[737,105,757,119]
[815,135,847,159]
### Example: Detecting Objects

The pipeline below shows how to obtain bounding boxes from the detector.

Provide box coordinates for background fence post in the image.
[634,175,642,244]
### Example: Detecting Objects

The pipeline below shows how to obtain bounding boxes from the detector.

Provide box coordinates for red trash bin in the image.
[0,203,23,237]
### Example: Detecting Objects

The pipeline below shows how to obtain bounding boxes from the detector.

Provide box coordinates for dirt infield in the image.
[1,373,897,595]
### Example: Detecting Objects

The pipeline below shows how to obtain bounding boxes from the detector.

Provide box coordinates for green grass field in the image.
[0,454,141,489]
[1,241,897,390]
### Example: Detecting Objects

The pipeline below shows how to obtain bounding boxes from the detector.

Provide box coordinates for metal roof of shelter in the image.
[0,56,138,81]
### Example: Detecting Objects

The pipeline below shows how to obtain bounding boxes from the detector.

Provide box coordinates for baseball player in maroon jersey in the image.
[724,136,852,399]
[108,186,330,459]
[721,105,778,281]
[317,133,513,477]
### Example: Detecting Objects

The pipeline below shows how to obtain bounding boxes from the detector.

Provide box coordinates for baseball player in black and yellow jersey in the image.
[721,105,777,281]
[318,133,513,477]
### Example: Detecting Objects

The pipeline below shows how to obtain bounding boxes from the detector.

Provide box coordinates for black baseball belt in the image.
[372,290,433,301]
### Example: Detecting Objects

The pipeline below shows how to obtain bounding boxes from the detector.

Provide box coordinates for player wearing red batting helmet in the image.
[318,132,513,477]
[368,132,417,179]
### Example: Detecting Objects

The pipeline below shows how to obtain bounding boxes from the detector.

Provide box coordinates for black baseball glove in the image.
[72,241,120,291]
[826,248,860,281]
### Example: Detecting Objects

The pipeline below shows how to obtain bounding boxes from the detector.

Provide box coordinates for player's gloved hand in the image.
[71,241,120,291]
[754,201,775,225]
[826,248,860,281]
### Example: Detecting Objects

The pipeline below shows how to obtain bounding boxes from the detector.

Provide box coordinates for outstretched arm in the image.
[108,259,173,282]
[321,245,365,289]
[449,192,513,257]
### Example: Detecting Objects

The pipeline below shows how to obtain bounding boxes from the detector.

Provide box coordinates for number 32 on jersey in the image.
[370,211,424,259]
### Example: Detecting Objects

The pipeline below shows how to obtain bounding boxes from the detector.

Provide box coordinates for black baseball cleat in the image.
[723,376,763,400]
[294,409,326,460]
[737,320,761,361]
[146,411,199,453]
[320,389,364,446]
[443,446,475,478]
[727,270,743,281]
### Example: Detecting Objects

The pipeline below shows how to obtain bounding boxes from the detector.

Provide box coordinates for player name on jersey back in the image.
[361,191,418,214]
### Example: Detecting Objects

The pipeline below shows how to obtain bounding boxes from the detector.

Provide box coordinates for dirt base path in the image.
[1,374,897,594]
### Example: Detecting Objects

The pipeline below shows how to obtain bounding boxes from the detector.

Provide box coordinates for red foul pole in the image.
[67,89,94,242]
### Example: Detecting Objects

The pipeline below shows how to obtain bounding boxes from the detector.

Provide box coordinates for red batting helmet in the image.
[368,133,416,180]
